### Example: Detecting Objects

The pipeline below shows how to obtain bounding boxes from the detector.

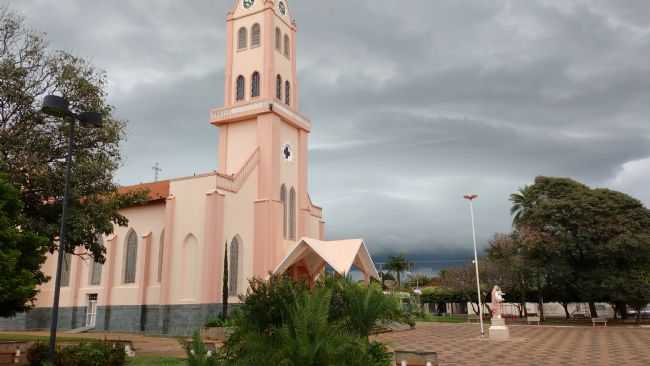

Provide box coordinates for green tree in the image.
[487,233,533,317]
[510,185,535,226]
[0,6,144,263]
[384,254,412,289]
[0,175,49,316]
[514,176,650,318]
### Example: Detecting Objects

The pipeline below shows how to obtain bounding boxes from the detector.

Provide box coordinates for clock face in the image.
[278,1,287,15]
[243,0,254,9]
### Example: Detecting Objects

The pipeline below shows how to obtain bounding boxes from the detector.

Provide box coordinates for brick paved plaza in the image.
[375,323,650,365]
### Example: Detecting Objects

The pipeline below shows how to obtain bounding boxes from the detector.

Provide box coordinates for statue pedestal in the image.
[489,317,510,340]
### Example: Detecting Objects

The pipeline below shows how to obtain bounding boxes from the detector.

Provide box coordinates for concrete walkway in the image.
[374,322,650,365]
[6,322,650,364]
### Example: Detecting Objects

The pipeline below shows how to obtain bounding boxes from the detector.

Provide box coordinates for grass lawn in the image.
[128,356,186,366]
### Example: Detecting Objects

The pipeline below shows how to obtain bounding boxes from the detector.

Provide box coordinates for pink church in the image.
[0,0,378,336]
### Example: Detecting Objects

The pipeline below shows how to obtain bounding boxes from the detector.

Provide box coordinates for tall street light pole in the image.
[464,194,484,336]
[41,95,103,361]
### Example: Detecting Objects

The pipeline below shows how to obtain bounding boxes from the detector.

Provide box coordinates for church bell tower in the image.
[210,0,316,278]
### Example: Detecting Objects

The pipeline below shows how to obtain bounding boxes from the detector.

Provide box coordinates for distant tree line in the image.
[424,177,650,322]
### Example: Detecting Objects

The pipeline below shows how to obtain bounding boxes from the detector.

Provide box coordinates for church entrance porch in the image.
[273,238,380,284]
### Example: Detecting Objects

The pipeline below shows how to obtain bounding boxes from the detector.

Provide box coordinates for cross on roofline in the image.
[152,162,162,182]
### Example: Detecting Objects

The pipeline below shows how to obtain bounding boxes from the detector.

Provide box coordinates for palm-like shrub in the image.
[215,274,402,365]
[184,331,219,366]
[339,281,402,339]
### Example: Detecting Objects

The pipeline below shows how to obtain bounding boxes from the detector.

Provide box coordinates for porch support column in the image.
[99,234,117,331]
[160,195,176,306]
[159,195,176,334]
[297,130,309,239]
[70,251,84,329]
[137,232,152,331]
[254,113,283,276]
[201,190,226,303]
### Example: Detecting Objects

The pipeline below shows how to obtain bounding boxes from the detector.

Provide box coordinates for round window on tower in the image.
[282,144,293,162]
[243,0,255,9]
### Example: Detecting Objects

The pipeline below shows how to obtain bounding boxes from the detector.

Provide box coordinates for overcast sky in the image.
[5,0,650,262]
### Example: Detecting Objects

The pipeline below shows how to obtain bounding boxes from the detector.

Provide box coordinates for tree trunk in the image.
[516,303,523,318]
[620,303,629,320]
[561,302,570,320]
[470,302,479,315]
[588,302,598,318]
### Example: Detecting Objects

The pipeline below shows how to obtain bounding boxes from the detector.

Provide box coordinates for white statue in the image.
[491,285,506,319]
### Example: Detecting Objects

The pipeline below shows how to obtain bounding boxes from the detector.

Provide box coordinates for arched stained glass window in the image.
[229,236,241,297]
[284,34,290,58]
[281,185,287,239]
[124,230,138,284]
[61,253,72,287]
[251,72,260,98]
[158,230,165,283]
[276,75,282,100]
[275,27,282,51]
[236,75,245,101]
[285,81,291,105]
[251,23,261,47]
[289,187,296,240]
[89,236,103,286]
[238,27,248,49]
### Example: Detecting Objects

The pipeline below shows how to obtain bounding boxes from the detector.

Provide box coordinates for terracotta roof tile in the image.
[118,180,170,203]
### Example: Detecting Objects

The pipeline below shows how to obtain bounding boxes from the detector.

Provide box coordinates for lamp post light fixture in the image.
[41,95,103,361]
[463,194,484,337]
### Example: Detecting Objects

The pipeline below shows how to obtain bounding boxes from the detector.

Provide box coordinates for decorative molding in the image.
[210,99,311,131]
[216,147,260,193]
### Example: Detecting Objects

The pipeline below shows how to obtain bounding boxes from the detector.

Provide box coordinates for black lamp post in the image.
[41,95,103,361]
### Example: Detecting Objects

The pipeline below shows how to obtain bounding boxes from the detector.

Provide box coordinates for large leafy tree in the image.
[513,176,650,318]
[0,175,49,316]
[0,6,143,263]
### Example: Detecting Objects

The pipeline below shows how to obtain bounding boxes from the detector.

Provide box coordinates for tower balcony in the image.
[210,99,311,132]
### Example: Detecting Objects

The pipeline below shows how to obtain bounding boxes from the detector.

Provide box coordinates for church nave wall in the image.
[222,164,258,299]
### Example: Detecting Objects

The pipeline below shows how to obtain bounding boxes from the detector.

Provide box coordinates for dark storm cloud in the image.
[5,0,650,259]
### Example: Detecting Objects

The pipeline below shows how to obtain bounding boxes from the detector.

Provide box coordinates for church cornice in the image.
[210,100,311,132]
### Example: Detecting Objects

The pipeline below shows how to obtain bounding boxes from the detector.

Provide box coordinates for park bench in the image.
[527,316,541,326]
[592,317,608,327]
[467,314,480,323]
[572,313,587,320]
[395,350,438,366]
